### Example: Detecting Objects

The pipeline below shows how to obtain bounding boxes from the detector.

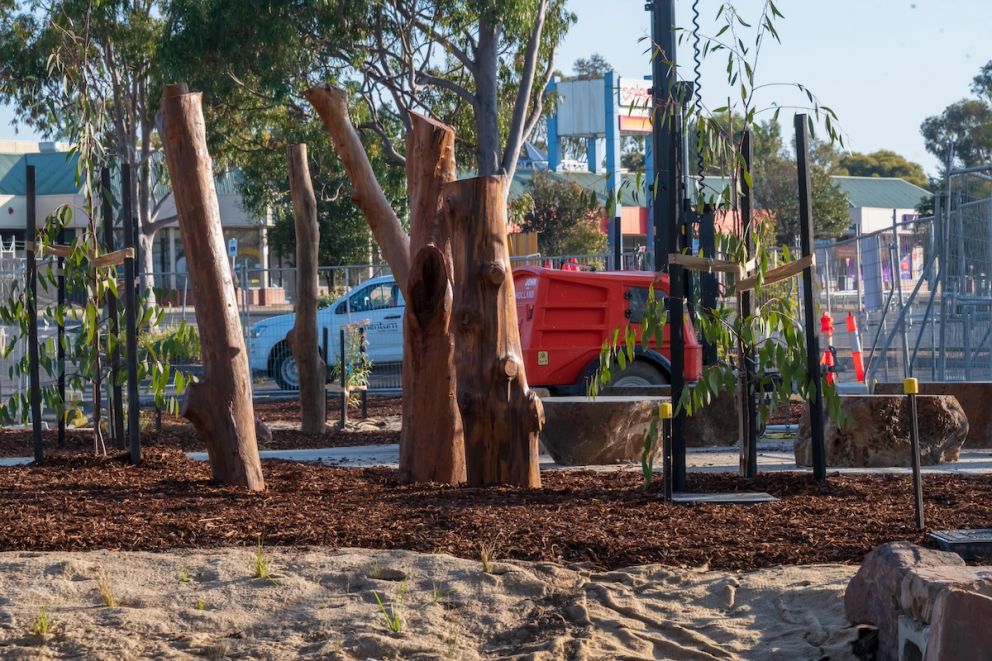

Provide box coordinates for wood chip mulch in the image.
[1,447,989,571]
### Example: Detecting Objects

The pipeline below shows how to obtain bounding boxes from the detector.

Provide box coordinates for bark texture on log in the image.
[304,85,410,292]
[160,83,265,491]
[446,176,543,488]
[287,144,327,434]
[398,115,465,483]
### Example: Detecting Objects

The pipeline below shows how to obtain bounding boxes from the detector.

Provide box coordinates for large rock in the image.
[924,588,992,661]
[540,396,666,465]
[876,381,992,448]
[595,386,742,447]
[795,394,968,467]
[844,542,966,661]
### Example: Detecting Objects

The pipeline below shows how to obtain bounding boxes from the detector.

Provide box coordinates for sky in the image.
[556,0,992,176]
[2,1,990,176]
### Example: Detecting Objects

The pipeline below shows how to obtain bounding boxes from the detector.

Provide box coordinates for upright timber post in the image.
[795,114,827,482]
[121,163,141,464]
[160,83,265,490]
[739,131,759,478]
[650,0,686,490]
[286,144,327,434]
[699,204,718,365]
[101,167,126,448]
[26,164,43,463]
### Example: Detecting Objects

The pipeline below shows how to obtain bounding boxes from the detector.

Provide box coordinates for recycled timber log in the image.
[306,84,465,484]
[446,176,544,488]
[160,83,265,491]
[286,144,327,434]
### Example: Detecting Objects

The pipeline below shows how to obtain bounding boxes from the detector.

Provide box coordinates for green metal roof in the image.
[831,175,931,210]
[0,151,79,195]
[0,149,244,196]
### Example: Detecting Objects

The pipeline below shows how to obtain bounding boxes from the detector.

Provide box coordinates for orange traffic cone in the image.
[820,311,835,385]
[847,312,865,382]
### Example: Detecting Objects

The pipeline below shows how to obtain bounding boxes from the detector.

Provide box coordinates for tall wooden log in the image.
[160,83,265,491]
[304,85,410,292]
[287,144,327,434]
[446,176,543,487]
[399,113,465,483]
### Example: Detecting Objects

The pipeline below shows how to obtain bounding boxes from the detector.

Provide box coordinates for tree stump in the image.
[286,144,327,434]
[160,83,265,491]
[446,176,543,487]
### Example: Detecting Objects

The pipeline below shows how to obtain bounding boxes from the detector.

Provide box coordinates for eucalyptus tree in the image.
[0,0,175,301]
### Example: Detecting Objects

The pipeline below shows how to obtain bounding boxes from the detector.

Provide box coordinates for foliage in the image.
[595,1,844,488]
[570,53,611,80]
[512,170,605,256]
[372,588,404,634]
[920,59,992,172]
[329,322,372,407]
[836,150,929,190]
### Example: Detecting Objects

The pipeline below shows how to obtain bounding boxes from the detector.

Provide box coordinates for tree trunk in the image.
[139,231,157,297]
[286,144,327,435]
[159,83,265,491]
[445,176,543,487]
[399,113,465,483]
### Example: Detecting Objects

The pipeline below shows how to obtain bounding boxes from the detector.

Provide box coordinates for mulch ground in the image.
[0,397,401,457]
[1,447,988,571]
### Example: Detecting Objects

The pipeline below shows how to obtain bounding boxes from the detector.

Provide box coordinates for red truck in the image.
[513,266,703,394]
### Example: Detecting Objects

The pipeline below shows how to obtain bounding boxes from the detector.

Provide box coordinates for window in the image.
[336,282,404,314]
[625,286,664,324]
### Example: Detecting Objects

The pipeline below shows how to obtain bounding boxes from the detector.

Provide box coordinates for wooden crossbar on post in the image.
[668,252,811,292]
[736,254,815,292]
[24,242,134,267]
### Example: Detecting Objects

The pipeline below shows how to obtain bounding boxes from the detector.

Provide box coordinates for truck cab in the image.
[513,266,703,393]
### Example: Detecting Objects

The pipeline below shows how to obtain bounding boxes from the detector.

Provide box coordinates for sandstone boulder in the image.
[540,396,666,465]
[845,542,966,661]
[924,588,992,661]
[795,394,968,467]
[876,381,992,448]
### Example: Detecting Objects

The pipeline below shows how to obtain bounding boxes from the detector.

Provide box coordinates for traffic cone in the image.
[820,311,835,385]
[544,259,552,269]
[847,312,866,383]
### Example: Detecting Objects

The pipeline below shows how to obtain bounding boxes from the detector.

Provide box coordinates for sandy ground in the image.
[0,547,863,660]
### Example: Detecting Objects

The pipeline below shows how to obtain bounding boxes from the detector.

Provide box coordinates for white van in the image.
[247,275,403,389]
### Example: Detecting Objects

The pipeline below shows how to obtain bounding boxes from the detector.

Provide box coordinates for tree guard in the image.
[160,83,265,491]
[446,176,543,488]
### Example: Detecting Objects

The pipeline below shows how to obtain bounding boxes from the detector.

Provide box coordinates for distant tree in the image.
[572,53,611,80]
[920,99,992,171]
[621,136,644,171]
[756,155,851,244]
[514,170,605,255]
[836,150,928,189]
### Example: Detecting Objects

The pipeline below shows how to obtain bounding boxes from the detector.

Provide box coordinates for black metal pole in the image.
[57,224,66,448]
[649,0,686,490]
[612,216,622,270]
[795,114,827,481]
[26,164,43,463]
[339,328,347,429]
[740,131,759,478]
[121,163,141,464]
[699,204,718,365]
[322,326,329,421]
[101,168,126,448]
[905,378,925,529]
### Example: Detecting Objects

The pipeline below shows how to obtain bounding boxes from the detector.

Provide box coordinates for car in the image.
[247,275,404,390]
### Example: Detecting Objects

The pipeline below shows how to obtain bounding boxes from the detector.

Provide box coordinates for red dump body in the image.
[513,266,703,391]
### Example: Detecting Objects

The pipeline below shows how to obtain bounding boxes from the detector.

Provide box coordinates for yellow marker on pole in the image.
[904,376,924,529]
[660,400,673,501]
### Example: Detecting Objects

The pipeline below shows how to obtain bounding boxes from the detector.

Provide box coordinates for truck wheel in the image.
[273,348,300,390]
[611,361,668,387]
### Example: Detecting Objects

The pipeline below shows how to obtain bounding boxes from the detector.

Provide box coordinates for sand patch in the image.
[0,547,862,659]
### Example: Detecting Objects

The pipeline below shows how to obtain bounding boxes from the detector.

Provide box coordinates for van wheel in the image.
[272,348,300,391]
[611,361,668,387]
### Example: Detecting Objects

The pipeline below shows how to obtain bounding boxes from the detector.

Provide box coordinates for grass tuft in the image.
[253,538,271,579]
[479,538,499,574]
[178,568,190,583]
[97,576,117,607]
[30,606,51,638]
[372,591,403,634]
